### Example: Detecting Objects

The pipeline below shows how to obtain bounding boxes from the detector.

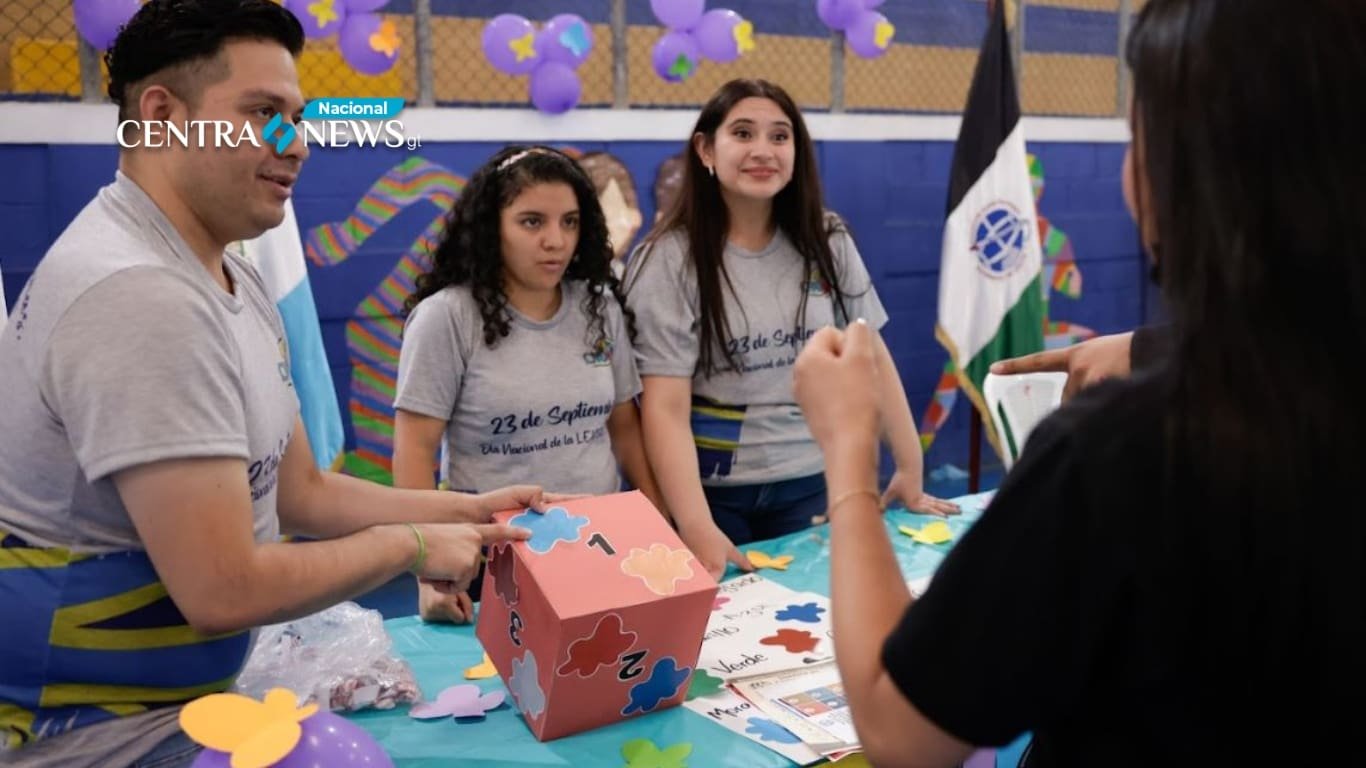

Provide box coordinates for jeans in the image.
[703,473,827,545]
[128,731,200,768]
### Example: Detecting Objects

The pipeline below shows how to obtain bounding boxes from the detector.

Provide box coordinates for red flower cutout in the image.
[557,614,638,678]
[490,544,519,606]
[759,629,819,654]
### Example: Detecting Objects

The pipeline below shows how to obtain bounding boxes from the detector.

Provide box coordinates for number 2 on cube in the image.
[618,649,647,681]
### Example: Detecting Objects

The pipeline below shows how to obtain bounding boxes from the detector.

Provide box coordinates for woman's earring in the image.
[707,165,715,178]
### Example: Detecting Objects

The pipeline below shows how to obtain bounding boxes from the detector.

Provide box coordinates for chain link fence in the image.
[2,0,1134,116]
[2,0,83,99]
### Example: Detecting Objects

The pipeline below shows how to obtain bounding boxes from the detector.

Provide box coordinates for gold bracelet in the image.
[405,523,427,575]
[828,488,882,515]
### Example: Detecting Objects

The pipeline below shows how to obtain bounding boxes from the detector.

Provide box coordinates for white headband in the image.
[497,148,551,172]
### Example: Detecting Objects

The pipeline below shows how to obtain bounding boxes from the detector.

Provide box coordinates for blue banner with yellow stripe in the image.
[0,531,248,748]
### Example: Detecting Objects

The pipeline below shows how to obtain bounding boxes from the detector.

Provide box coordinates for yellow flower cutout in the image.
[621,543,696,595]
[733,20,755,54]
[306,0,338,27]
[746,551,794,571]
[898,521,953,545]
[509,32,537,63]
[369,20,400,58]
[874,20,896,49]
[180,688,318,768]
[464,652,498,680]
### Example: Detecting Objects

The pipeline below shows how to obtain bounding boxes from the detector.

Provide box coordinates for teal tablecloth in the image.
[350,491,1028,766]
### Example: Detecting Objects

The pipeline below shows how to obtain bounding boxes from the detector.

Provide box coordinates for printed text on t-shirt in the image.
[724,325,817,357]
[479,400,614,457]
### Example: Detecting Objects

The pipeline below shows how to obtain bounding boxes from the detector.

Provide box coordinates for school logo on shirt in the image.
[804,267,831,297]
[583,336,614,367]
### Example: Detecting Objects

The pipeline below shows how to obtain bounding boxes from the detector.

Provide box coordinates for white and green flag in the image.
[935,0,1045,456]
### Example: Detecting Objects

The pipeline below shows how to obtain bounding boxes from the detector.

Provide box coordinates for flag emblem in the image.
[971,202,1033,278]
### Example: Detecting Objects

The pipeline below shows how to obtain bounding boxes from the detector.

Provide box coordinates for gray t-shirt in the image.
[0,172,298,767]
[395,281,641,495]
[623,223,888,485]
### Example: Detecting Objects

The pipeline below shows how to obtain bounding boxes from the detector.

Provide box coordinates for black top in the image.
[1129,324,1172,372]
[881,369,1361,767]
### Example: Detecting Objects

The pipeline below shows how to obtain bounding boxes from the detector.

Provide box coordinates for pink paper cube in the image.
[476,491,718,740]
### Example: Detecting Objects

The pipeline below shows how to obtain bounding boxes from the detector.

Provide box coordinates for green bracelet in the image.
[406,523,427,574]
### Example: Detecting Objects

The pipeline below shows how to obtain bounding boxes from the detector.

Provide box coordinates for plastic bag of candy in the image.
[233,601,421,711]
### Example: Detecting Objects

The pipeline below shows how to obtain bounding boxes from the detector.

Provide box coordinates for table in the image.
[350,491,1029,767]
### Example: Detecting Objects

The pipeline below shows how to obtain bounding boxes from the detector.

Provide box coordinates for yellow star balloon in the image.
[874,20,896,49]
[509,32,537,63]
[733,21,755,54]
[307,0,338,27]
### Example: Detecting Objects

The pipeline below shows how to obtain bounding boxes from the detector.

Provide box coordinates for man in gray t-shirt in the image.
[0,4,538,766]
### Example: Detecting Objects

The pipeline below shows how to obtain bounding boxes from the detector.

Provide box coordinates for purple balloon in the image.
[284,0,347,40]
[650,0,706,31]
[651,31,701,84]
[192,749,229,767]
[338,13,399,75]
[534,14,593,69]
[482,14,539,76]
[693,9,746,63]
[72,0,140,51]
[816,0,863,31]
[529,61,582,114]
[864,0,887,8]
[344,0,389,11]
[845,10,894,58]
[191,710,394,768]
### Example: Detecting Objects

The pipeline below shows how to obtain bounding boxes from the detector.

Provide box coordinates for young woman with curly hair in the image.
[394,145,663,622]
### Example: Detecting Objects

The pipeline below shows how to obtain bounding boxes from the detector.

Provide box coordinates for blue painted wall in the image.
[0,138,1146,474]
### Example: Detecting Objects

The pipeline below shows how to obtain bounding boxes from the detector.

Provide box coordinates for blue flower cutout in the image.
[509,650,546,720]
[774,602,826,624]
[622,657,690,716]
[509,506,588,554]
[745,716,800,744]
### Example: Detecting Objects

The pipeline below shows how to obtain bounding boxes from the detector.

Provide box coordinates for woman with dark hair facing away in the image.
[394,146,663,622]
[791,0,1366,765]
[624,78,957,580]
